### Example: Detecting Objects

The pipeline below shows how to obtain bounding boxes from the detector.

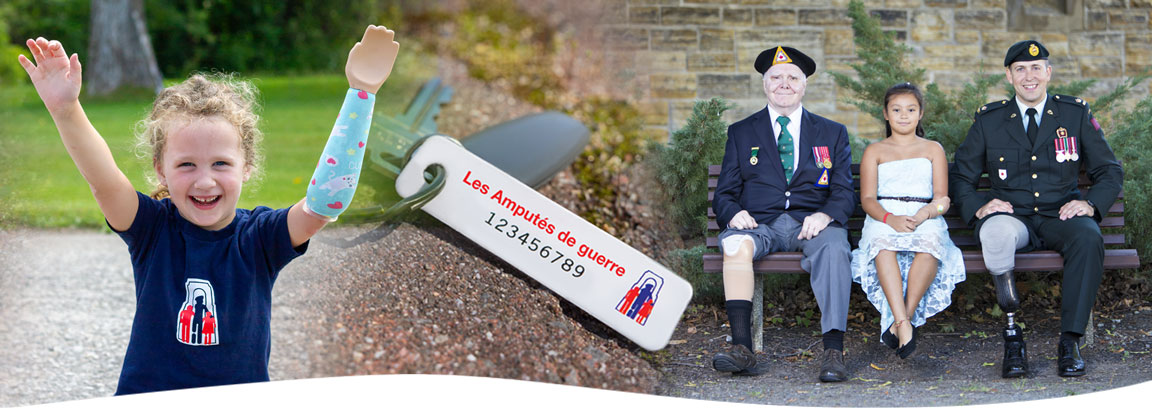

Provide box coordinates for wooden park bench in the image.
[704,163,1139,352]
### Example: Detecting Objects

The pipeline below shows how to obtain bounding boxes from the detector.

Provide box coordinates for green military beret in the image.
[1004,40,1049,67]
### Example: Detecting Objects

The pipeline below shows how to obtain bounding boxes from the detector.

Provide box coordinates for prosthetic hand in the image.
[305,25,399,219]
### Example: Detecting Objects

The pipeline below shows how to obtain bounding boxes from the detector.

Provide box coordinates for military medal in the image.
[750,147,759,165]
[813,146,831,187]
[1069,137,1079,161]
[812,146,832,169]
[1055,127,1069,162]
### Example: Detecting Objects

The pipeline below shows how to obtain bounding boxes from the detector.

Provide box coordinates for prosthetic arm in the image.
[305,25,399,219]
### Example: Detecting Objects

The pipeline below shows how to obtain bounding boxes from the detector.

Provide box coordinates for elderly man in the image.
[711,46,855,382]
[950,40,1123,378]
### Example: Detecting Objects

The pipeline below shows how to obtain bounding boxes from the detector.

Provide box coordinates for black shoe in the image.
[1057,338,1086,377]
[818,349,847,382]
[882,323,898,350]
[713,344,765,376]
[1001,325,1028,378]
[897,324,918,359]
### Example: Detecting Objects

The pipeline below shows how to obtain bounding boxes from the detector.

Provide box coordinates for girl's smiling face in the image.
[155,115,250,231]
[883,93,923,137]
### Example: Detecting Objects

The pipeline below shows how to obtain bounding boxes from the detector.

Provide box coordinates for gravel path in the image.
[0,225,657,407]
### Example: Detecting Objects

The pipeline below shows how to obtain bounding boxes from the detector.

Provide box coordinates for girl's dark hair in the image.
[883,82,926,138]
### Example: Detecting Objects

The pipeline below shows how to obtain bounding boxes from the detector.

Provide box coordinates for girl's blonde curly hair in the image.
[135,73,264,199]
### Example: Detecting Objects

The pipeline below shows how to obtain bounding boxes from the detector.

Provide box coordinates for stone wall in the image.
[599,0,1152,139]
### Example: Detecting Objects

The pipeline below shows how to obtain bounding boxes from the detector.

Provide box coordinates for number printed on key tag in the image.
[396,136,693,350]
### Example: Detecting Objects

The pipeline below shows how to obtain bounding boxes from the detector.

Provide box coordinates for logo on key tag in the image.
[617,271,665,326]
[396,136,693,350]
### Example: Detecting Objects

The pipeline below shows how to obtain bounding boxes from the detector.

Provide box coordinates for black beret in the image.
[1004,40,1049,67]
[755,46,816,77]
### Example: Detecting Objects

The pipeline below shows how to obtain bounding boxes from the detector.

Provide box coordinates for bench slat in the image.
[706,216,1126,231]
[705,233,1128,249]
[702,249,1139,274]
[705,202,1125,219]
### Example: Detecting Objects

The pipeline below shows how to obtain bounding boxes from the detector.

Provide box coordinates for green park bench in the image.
[704,163,1139,352]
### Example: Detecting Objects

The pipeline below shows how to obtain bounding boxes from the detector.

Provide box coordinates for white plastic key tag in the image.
[396,136,692,350]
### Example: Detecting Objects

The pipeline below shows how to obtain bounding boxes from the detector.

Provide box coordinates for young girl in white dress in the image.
[850,83,966,359]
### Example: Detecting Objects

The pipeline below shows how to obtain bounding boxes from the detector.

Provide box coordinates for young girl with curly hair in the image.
[18,26,398,395]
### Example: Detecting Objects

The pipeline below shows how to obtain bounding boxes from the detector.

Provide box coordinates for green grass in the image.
[0,46,434,228]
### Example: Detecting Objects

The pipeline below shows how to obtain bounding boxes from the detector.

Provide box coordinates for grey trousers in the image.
[718,215,852,333]
[978,215,1030,275]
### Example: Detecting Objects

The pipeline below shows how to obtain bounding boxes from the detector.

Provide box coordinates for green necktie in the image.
[777,116,794,183]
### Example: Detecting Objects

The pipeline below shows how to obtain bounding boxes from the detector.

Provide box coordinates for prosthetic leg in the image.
[994,270,1028,378]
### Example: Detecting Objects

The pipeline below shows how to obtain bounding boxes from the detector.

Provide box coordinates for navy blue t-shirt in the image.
[112,192,307,395]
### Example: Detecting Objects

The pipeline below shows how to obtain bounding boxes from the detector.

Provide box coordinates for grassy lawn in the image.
[0,47,434,228]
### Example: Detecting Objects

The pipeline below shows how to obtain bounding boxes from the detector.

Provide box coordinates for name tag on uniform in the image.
[396,136,693,350]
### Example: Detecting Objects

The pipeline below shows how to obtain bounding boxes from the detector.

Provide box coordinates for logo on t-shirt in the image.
[176,278,219,346]
[615,271,665,326]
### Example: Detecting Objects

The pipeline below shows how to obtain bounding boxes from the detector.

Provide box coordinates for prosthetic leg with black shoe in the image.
[979,214,1031,378]
[994,270,1028,378]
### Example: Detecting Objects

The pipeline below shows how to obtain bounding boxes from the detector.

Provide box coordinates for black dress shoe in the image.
[897,325,918,359]
[882,323,898,350]
[1001,325,1028,378]
[1057,338,1086,377]
[818,349,847,382]
[713,344,765,376]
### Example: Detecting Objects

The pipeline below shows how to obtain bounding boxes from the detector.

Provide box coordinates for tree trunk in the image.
[86,0,163,96]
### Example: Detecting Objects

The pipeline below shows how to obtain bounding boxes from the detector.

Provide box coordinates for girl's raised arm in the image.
[287,25,400,247]
[19,37,138,230]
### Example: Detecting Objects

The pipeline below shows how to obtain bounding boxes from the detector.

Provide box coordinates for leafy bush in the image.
[1101,93,1152,265]
[0,2,37,85]
[644,99,732,302]
[2,0,89,64]
[646,98,730,236]
[4,0,405,78]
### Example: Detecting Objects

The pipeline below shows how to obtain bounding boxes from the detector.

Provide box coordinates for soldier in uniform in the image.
[711,46,855,382]
[950,40,1123,378]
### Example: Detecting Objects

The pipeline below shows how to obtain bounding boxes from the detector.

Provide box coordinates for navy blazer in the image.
[713,107,855,229]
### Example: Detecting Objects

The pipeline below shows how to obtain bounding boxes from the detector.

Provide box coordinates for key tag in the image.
[396,135,693,350]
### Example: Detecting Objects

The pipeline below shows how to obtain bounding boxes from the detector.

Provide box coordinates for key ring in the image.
[340,135,450,223]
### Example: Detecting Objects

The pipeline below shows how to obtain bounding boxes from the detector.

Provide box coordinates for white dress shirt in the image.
[1016,94,1048,133]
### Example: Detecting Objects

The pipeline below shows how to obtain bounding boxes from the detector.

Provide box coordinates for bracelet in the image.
[937,204,945,214]
[882,212,892,223]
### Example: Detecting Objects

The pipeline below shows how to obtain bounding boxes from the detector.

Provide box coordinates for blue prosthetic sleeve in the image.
[306,88,375,219]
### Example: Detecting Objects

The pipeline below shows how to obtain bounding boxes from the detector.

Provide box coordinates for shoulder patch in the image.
[976,100,1010,116]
